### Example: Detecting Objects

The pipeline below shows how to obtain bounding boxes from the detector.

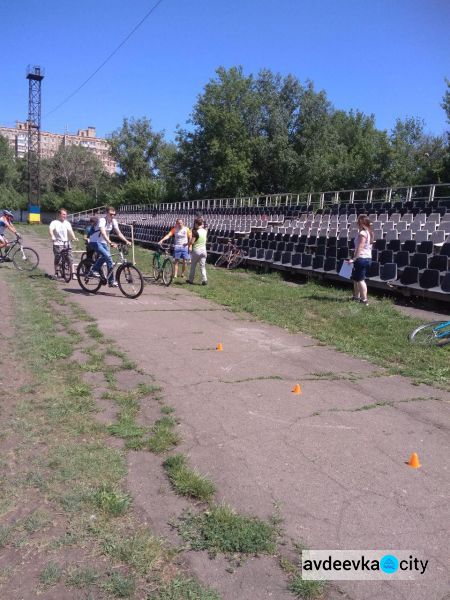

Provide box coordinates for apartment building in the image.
[0,121,117,174]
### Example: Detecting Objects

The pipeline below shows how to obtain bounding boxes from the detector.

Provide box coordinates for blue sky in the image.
[1,0,449,140]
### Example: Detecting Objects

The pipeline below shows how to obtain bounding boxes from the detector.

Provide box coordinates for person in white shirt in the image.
[349,214,374,305]
[158,218,191,279]
[89,206,131,287]
[49,208,78,279]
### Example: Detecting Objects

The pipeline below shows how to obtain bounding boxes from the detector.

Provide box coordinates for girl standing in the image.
[187,217,208,286]
[349,215,374,305]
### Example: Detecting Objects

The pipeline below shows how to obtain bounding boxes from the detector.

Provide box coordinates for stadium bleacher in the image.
[70,184,450,301]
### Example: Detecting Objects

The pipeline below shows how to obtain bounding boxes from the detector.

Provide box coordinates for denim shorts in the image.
[174,247,190,260]
[351,258,372,282]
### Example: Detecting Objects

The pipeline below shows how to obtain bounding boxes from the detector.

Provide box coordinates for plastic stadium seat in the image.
[248,247,257,259]
[379,250,394,265]
[400,266,419,285]
[367,262,380,278]
[281,252,292,265]
[387,239,401,252]
[394,251,409,269]
[402,240,416,253]
[441,272,450,293]
[374,239,387,251]
[323,257,337,272]
[380,263,398,281]
[428,255,449,272]
[256,249,265,260]
[264,249,274,262]
[440,243,450,257]
[416,241,433,255]
[313,255,324,270]
[410,253,428,270]
[291,253,302,267]
[301,254,312,269]
[419,269,440,289]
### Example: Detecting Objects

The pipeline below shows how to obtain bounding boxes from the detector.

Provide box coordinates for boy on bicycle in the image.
[158,218,191,279]
[0,210,19,252]
[89,207,131,287]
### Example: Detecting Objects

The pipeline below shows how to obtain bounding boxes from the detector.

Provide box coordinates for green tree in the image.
[51,144,105,194]
[175,67,256,198]
[108,117,166,180]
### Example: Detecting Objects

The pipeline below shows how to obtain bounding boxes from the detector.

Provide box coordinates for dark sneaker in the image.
[186,280,193,285]
[201,281,208,286]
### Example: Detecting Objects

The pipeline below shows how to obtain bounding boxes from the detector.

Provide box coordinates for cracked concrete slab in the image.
[28,234,450,600]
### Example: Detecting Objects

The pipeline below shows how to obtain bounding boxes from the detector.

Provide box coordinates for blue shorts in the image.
[174,247,190,260]
[351,258,372,282]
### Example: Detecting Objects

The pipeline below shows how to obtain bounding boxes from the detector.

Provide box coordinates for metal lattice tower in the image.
[26,65,44,207]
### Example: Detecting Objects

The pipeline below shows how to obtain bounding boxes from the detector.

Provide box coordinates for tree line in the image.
[1,67,449,212]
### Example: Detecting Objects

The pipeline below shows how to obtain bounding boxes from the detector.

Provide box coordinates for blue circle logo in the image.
[380,554,399,574]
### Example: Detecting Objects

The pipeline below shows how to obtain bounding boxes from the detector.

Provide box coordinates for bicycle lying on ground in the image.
[409,320,450,346]
[215,238,246,270]
[152,244,174,286]
[76,244,144,298]
[0,236,39,271]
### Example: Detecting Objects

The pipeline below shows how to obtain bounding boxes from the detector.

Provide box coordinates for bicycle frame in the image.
[433,321,450,340]
[0,238,24,260]
[96,245,130,283]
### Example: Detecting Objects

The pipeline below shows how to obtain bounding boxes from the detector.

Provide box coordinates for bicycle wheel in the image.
[117,264,144,299]
[152,254,161,281]
[162,258,174,286]
[12,246,39,271]
[60,256,72,283]
[227,249,245,270]
[409,321,450,347]
[215,253,228,268]
[76,259,102,293]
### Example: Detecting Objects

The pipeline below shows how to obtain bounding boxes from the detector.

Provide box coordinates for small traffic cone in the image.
[216,343,223,352]
[408,452,421,469]
[291,383,302,395]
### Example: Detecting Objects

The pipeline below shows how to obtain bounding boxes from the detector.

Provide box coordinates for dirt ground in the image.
[3,234,450,600]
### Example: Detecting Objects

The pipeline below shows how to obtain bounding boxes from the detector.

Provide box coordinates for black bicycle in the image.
[55,241,73,283]
[76,244,144,299]
[0,236,39,271]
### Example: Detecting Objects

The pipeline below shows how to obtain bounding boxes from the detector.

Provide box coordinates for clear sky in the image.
[1,0,449,140]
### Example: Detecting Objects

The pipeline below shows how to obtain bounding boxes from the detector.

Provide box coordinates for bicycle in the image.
[215,238,246,270]
[76,244,144,299]
[0,235,39,272]
[152,244,174,286]
[55,241,73,283]
[409,320,450,347]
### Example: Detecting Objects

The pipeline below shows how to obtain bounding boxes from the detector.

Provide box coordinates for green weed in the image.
[39,561,63,587]
[163,454,215,502]
[102,572,136,597]
[102,529,165,575]
[91,483,131,517]
[147,417,180,454]
[178,505,277,556]
[150,577,221,600]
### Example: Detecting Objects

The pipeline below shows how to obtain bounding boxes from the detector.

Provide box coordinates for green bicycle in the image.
[152,244,174,286]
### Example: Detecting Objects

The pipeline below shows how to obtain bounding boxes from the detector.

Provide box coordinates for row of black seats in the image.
[372,250,449,272]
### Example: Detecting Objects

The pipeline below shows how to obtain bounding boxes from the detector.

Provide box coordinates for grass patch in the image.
[103,572,136,597]
[39,561,63,587]
[150,577,221,600]
[91,483,131,517]
[163,454,215,502]
[177,505,277,556]
[289,577,325,599]
[103,529,166,576]
[22,509,51,533]
[66,566,99,588]
[48,443,126,484]
[147,416,180,454]
[85,323,104,340]
[0,525,12,549]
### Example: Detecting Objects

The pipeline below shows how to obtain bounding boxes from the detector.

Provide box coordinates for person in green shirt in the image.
[187,217,208,286]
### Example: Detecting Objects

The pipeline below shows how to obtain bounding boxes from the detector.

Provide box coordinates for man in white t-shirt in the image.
[89,206,131,286]
[49,208,78,280]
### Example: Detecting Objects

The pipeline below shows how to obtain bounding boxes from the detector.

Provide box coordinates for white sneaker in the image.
[108,281,119,288]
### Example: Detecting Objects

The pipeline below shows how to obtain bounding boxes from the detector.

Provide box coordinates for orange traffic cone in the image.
[216,343,223,352]
[408,452,421,469]
[291,383,302,395]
